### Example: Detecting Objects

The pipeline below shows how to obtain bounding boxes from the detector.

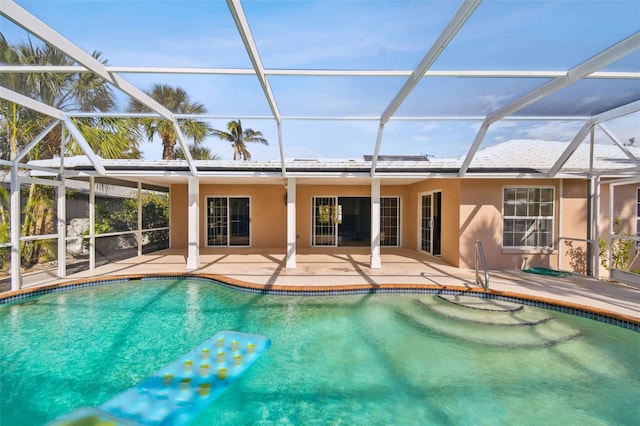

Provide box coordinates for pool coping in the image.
[1,273,639,332]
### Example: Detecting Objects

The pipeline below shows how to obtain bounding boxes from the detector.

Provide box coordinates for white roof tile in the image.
[27,140,639,175]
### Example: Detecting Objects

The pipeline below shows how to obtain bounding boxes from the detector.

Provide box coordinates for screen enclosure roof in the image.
[1,0,639,183]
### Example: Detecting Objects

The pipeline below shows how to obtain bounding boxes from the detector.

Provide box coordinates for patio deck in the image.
[9,248,640,323]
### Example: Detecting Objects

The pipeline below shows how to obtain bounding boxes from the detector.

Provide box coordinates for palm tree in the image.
[210,119,268,160]
[0,34,140,268]
[176,143,219,160]
[128,84,209,160]
[0,33,141,161]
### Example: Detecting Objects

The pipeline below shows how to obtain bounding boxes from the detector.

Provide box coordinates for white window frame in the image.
[205,196,251,248]
[502,186,555,249]
[381,196,401,247]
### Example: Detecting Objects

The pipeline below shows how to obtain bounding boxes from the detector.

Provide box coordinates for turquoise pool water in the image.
[1,278,639,425]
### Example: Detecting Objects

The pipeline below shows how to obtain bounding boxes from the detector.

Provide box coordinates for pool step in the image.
[437,294,523,312]
[398,297,581,348]
[416,296,553,326]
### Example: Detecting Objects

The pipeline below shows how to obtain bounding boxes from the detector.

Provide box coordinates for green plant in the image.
[599,218,635,271]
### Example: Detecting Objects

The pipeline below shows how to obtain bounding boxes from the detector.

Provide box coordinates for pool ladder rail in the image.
[475,240,489,291]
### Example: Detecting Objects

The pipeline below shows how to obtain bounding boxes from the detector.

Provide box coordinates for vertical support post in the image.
[593,174,600,278]
[57,175,66,278]
[370,178,382,269]
[57,123,66,278]
[10,163,22,291]
[558,179,563,270]
[186,176,200,270]
[137,182,143,257]
[286,177,297,269]
[586,176,595,277]
[608,182,615,280]
[89,176,96,270]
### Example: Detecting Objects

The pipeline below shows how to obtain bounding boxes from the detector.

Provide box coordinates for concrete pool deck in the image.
[5,248,639,324]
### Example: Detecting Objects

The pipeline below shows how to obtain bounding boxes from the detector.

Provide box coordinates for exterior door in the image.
[420,191,441,255]
[312,196,338,246]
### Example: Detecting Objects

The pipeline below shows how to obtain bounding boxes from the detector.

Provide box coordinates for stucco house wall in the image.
[407,179,461,267]
[170,183,287,249]
[559,179,589,274]
[168,177,634,274]
[457,179,563,270]
[169,184,188,249]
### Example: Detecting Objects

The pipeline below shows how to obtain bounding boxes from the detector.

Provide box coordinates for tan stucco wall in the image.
[200,184,287,248]
[168,178,611,273]
[406,179,461,267]
[169,184,188,249]
[169,183,287,249]
[458,179,567,270]
[600,183,638,237]
[559,179,589,274]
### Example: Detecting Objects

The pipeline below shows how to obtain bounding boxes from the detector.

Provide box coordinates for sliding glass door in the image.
[207,196,250,247]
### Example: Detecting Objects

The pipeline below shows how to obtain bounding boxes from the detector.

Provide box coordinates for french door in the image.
[206,196,250,247]
[420,191,441,255]
[312,197,339,246]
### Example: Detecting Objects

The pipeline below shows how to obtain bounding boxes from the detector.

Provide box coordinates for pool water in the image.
[1,279,639,425]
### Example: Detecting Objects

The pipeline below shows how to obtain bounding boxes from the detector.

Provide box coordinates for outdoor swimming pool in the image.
[1,278,639,425]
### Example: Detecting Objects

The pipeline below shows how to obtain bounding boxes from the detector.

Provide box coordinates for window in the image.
[503,187,554,248]
[206,197,250,246]
[381,197,399,246]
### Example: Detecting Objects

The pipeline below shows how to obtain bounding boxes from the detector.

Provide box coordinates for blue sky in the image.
[3,0,639,161]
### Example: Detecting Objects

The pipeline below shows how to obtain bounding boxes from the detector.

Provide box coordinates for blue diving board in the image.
[49,330,271,425]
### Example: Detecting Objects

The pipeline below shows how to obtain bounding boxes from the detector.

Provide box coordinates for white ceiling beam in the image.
[372,0,481,176]
[591,99,640,124]
[458,121,490,177]
[62,117,107,175]
[14,119,60,162]
[226,0,281,123]
[598,123,640,167]
[0,0,198,176]
[0,86,65,119]
[379,0,482,125]
[3,65,640,80]
[67,112,592,122]
[486,32,640,125]
[0,87,107,174]
[226,0,285,173]
[460,33,640,177]
[548,100,640,177]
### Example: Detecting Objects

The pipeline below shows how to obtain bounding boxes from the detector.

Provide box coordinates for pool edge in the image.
[1,272,639,332]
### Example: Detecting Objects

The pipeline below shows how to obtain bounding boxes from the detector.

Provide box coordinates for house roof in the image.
[28,140,640,187]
